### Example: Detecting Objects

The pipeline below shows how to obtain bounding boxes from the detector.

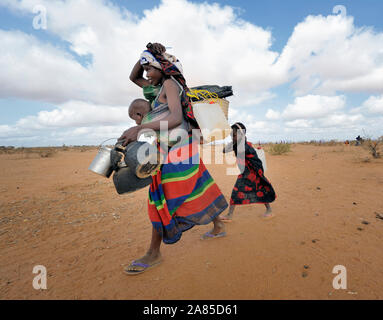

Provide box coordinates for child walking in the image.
[221,122,276,221]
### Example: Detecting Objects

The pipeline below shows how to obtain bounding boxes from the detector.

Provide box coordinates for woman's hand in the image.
[119,126,141,146]
[223,141,233,153]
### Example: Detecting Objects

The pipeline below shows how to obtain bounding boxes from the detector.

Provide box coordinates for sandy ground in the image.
[1,143,383,300]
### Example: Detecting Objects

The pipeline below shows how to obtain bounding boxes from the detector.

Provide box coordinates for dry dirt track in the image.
[1,144,383,299]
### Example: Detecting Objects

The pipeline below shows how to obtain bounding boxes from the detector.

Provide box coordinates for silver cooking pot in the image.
[88,138,116,178]
[88,139,162,194]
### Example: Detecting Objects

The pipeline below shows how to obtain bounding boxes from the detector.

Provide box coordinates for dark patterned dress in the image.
[230,141,276,205]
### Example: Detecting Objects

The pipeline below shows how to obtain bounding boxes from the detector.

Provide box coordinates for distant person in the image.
[221,122,276,222]
[356,135,363,146]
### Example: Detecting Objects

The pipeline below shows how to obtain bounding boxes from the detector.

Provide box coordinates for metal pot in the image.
[88,139,162,195]
[88,138,116,178]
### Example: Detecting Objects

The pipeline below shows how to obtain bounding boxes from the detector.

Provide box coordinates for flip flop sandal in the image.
[262,213,274,220]
[200,231,227,240]
[124,260,162,275]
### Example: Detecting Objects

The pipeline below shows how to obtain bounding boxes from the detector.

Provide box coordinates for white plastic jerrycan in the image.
[254,147,267,173]
[192,101,231,143]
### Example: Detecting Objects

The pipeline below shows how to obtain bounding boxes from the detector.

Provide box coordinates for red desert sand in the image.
[0,143,382,299]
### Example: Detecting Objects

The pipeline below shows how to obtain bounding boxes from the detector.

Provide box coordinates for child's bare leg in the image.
[221,205,235,221]
[201,216,226,239]
[125,226,162,273]
[263,203,273,218]
[211,216,225,234]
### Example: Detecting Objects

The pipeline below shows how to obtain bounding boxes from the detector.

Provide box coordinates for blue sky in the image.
[1,0,383,146]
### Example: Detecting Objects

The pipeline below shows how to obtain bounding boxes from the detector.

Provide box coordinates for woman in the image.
[221,122,276,221]
[120,43,228,275]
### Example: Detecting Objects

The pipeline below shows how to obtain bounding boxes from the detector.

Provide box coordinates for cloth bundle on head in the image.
[140,51,183,75]
[140,47,199,129]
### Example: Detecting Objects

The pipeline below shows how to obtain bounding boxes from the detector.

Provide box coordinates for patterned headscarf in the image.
[142,46,199,129]
[140,50,162,70]
[140,51,184,75]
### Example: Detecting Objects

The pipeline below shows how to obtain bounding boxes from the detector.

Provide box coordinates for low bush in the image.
[267,143,291,155]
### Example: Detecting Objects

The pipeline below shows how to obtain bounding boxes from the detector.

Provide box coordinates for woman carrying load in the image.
[120,43,228,275]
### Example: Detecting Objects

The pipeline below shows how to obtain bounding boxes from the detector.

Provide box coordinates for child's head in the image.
[129,99,151,125]
[231,122,246,143]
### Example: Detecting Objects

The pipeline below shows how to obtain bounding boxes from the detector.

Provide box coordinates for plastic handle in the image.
[99,138,119,147]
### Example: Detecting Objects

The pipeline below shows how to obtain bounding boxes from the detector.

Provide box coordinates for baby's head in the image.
[129,98,151,125]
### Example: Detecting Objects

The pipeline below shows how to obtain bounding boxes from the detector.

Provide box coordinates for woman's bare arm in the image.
[119,79,184,145]
[129,60,150,88]
[130,43,166,87]
[139,79,183,131]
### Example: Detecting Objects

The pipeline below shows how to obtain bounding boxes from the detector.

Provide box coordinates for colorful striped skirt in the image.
[148,135,228,244]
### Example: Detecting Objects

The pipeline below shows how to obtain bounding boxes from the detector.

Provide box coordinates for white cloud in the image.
[1,0,383,145]
[0,125,15,138]
[2,1,383,105]
[282,95,346,120]
[0,30,93,103]
[285,119,313,128]
[0,0,286,108]
[265,109,281,120]
[15,100,134,128]
[317,113,364,128]
[247,121,280,135]
[0,99,135,146]
[0,122,132,147]
[360,95,383,115]
[278,94,376,139]
[278,14,383,95]
[230,91,275,108]
[227,109,280,142]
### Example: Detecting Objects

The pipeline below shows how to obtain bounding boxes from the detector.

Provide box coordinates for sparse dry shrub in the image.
[3,147,16,154]
[325,140,339,146]
[362,136,382,159]
[304,140,343,146]
[27,148,58,158]
[267,143,291,155]
[37,149,57,158]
